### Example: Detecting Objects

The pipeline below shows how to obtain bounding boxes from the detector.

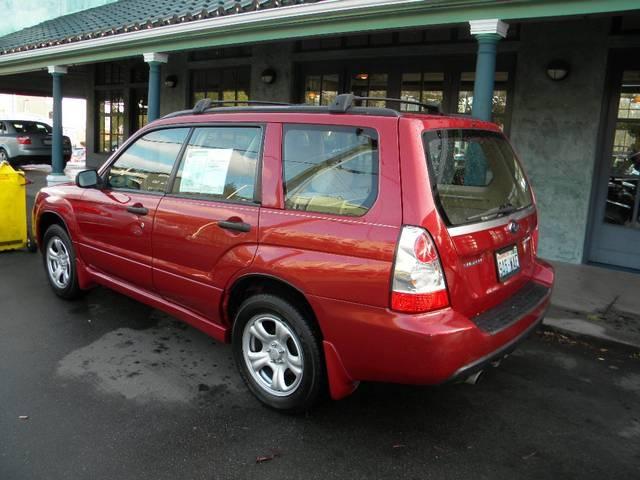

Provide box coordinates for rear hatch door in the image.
[421,127,537,317]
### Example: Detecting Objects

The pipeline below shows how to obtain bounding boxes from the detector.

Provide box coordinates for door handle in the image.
[127,205,149,216]
[217,220,251,233]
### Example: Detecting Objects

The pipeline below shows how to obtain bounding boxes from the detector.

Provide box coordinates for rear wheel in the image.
[232,294,325,412]
[42,224,82,299]
[0,148,9,164]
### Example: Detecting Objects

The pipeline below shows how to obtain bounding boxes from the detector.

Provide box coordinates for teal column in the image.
[47,65,67,180]
[147,61,161,122]
[471,33,501,122]
[144,53,168,122]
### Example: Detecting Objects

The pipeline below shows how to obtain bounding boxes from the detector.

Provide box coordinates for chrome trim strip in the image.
[447,205,536,237]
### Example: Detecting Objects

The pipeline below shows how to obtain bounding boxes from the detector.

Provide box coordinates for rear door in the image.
[76,128,189,290]
[255,117,402,308]
[151,125,263,321]
[401,119,537,316]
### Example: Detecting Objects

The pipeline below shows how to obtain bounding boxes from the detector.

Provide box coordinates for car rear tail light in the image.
[17,136,31,145]
[391,226,449,313]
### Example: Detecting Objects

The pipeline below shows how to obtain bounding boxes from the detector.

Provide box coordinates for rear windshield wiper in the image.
[467,203,517,221]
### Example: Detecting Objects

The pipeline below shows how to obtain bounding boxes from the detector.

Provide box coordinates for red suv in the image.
[34,95,554,411]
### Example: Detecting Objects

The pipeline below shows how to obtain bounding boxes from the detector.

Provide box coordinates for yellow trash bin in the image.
[0,161,28,251]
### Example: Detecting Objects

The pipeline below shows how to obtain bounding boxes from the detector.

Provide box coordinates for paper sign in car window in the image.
[180,148,233,195]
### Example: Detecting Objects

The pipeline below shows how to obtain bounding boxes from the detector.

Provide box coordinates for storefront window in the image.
[400,72,444,111]
[132,89,148,132]
[351,73,388,107]
[97,90,125,153]
[458,72,509,129]
[190,67,250,106]
[95,62,125,86]
[304,74,339,105]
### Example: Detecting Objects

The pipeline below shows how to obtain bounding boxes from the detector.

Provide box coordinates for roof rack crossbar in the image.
[329,94,441,114]
[202,99,292,107]
[162,99,294,119]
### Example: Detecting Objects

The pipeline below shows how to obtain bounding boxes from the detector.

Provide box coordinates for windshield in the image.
[423,129,532,226]
[10,121,52,134]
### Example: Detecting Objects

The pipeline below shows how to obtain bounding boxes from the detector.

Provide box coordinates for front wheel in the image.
[42,224,82,299]
[232,294,325,412]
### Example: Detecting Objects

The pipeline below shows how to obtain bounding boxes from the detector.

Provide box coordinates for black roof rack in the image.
[161,94,441,119]
[163,98,294,118]
[329,94,441,114]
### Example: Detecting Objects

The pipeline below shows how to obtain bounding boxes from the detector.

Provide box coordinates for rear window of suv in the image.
[423,129,532,226]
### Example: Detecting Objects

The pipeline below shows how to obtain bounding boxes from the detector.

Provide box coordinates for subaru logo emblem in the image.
[508,221,520,234]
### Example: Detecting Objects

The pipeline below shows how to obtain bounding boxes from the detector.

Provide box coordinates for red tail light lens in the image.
[391,226,449,313]
[391,290,449,313]
[17,136,31,145]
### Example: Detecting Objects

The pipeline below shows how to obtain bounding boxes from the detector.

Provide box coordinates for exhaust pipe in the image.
[464,370,484,385]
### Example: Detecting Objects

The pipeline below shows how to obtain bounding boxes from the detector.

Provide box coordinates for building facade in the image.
[0,0,638,269]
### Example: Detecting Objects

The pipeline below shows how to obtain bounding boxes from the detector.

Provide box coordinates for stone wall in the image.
[250,42,295,103]
[509,19,610,263]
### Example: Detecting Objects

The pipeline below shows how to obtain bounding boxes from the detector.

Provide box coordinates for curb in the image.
[541,318,640,351]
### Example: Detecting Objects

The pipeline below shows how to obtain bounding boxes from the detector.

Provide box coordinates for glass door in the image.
[589,69,640,269]
[605,72,640,227]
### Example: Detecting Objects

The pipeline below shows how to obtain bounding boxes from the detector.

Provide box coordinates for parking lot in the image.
[0,170,638,479]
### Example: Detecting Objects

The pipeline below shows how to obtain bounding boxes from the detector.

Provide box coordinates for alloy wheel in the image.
[46,236,71,289]
[242,314,304,397]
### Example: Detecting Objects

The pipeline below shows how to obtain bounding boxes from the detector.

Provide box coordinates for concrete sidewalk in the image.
[546,261,640,349]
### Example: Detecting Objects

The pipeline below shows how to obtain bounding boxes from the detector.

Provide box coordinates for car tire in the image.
[42,224,82,300]
[232,294,325,412]
[0,147,9,165]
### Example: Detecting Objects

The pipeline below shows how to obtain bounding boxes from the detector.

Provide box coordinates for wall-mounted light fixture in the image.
[355,73,369,81]
[164,75,178,88]
[261,68,276,84]
[546,60,570,81]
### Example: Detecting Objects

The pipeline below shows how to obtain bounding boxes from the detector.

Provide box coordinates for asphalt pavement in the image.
[1,169,639,479]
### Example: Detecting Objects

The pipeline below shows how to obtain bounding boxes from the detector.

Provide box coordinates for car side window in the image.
[0,122,5,133]
[107,128,189,193]
[283,124,379,217]
[171,126,262,203]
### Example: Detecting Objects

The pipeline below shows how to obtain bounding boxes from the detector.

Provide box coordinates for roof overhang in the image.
[0,0,637,75]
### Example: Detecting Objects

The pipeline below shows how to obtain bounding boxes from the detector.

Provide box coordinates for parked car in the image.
[0,120,72,167]
[33,95,554,411]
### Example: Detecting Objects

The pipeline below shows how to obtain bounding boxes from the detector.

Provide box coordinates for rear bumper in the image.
[444,302,548,383]
[310,259,554,391]
[11,153,71,165]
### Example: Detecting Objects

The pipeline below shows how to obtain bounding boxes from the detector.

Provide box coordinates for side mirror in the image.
[76,169,101,188]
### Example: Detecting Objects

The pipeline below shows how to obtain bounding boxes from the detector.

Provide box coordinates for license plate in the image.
[43,139,51,145]
[495,244,520,282]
